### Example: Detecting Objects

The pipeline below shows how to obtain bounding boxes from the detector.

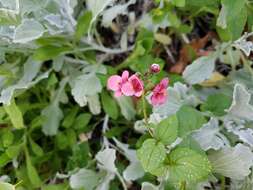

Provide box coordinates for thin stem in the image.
[141,93,153,137]
[180,181,186,190]
[142,93,148,125]
[14,180,23,188]
[115,171,128,190]
[221,176,226,190]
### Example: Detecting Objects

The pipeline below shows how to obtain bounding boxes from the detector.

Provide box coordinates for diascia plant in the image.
[107,64,212,189]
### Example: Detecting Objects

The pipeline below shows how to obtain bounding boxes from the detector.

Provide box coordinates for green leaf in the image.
[74,113,92,130]
[67,142,90,170]
[154,115,178,145]
[25,149,42,187]
[42,184,68,190]
[75,11,92,41]
[33,45,72,61]
[116,96,136,120]
[176,105,206,137]
[29,137,44,157]
[4,99,25,129]
[137,139,166,175]
[101,91,119,120]
[171,0,185,7]
[6,144,22,158]
[167,148,212,182]
[105,126,127,138]
[56,132,69,150]
[62,107,79,128]
[201,93,232,116]
[217,0,247,41]
[0,153,11,167]
[0,182,15,190]
[2,130,14,148]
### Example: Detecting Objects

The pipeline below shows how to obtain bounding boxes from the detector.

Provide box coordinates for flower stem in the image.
[142,93,148,125]
[141,93,153,137]
[180,181,186,190]
[221,176,226,190]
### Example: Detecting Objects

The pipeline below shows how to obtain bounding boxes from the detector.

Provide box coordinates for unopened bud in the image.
[150,64,160,73]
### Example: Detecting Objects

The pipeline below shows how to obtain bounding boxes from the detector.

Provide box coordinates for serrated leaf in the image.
[208,144,253,180]
[192,118,229,151]
[137,139,166,175]
[41,103,63,136]
[0,58,49,105]
[154,115,178,145]
[71,74,102,107]
[167,148,212,182]
[96,148,117,173]
[217,0,247,41]
[4,99,25,129]
[183,55,216,84]
[114,139,144,181]
[177,105,206,137]
[87,94,101,115]
[13,19,45,43]
[70,168,100,190]
[227,83,253,121]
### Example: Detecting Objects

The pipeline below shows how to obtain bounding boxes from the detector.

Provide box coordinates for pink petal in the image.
[160,78,169,88]
[129,75,144,97]
[107,75,122,91]
[114,91,122,97]
[121,82,135,96]
[121,70,129,82]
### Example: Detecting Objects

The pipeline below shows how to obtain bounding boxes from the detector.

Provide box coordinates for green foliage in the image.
[167,148,212,182]
[0,0,252,189]
[201,93,232,116]
[154,115,178,145]
[101,91,119,119]
[75,11,92,41]
[4,99,25,129]
[137,139,166,176]
[177,106,206,137]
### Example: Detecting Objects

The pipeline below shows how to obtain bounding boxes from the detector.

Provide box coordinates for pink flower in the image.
[151,78,169,106]
[107,71,144,97]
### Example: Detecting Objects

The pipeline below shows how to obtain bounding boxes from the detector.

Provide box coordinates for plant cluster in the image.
[0,0,253,190]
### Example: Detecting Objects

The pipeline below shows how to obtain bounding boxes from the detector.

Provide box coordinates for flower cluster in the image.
[107,64,169,106]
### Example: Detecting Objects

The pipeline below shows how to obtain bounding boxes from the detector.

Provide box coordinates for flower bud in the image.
[150,64,160,73]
